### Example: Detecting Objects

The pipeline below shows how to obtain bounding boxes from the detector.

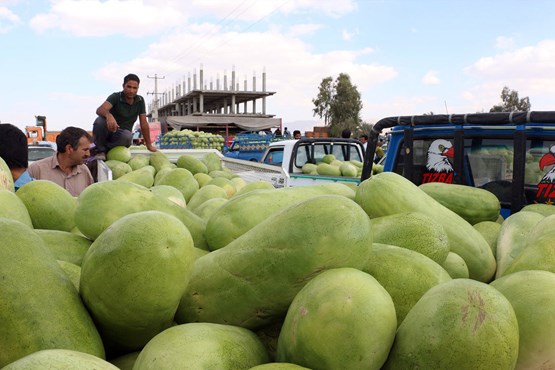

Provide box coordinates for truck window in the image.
[294,143,362,168]
[263,147,284,166]
[525,139,555,205]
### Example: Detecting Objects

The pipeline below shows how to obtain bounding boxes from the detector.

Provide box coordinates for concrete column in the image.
[231,94,236,114]
[199,93,204,113]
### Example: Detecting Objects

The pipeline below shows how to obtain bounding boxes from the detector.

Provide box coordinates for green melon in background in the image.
[339,162,358,177]
[104,159,132,179]
[203,152,223,172]
[495,211,544,278]
[0,218,104,367]
[234,180,275,197]
[177,195,372,329]
[149,151,173,172]
[383,279,519,370]
[316,162,341,177]
[520,203,555,217]
[133,323,269,370]
[109,351,140,370]
[205,184,356,251]
[301,163,318,175]
[362,243,452,326]
[79,211,196,354]
[150,184,186,207]
[356,172,496,282]
[2,349,118,370]
[153,166,173,184]
[490,270,555,369]
[128,153,150,170]
[209,169,236,179]
[503,214,555,275]
[191,197,228,222]
[16,180,76,231]
[230,176,248,193]
[186,184,228,211]
[155,167,199,202]
[0,189,32,227]
[473,220,501,255]
[277,268,396,370]
[321,154,335,164]
[34,229,92,265]
[116,165,155,188]
[441,251,469,279]
[370,212,450,264]
[207,176,237,198]
[176,154,208,174]
[107,145,132,162]
[57,260,81,291]
[193,172,212,187]
[74,180,207,250]
[249,363,311,369]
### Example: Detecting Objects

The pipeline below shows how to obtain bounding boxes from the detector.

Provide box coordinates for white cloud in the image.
[495,36,515,50]
[464,39,555,110]
[190,0,357,20]
[422,70,440,85]
[92,27,395,125]
[0,6,20,33]
[288,23,323,37]
[342,29,354,41]
[29,0,185,37]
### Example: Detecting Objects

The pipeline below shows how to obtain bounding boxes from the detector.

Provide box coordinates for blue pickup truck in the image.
[361,111,555,217]
[224,132,284,162]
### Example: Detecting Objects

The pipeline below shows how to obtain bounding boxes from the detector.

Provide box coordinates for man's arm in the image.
[96,101,118,132]
[138,114,156,152]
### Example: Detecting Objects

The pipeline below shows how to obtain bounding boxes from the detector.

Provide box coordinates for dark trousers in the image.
[92,116,133,152]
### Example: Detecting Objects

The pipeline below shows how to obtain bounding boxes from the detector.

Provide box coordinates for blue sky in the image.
[2,0,555,134]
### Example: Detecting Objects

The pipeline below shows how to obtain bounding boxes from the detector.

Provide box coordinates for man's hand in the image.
[146,143,157,152]
[106,115,118,132]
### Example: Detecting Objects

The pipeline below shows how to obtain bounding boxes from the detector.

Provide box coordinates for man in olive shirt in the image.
[28,127,94,197]
[92,73,157,159]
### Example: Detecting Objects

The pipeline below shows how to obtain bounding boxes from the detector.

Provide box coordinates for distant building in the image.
[152,66,282,139]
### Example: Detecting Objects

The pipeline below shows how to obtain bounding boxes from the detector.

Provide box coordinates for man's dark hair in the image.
[57,127,93,153]
[124,73,140,85]
[360,134,368,140]
[341,129,351,138]
[293,130,301,135]
[0,124,28,169]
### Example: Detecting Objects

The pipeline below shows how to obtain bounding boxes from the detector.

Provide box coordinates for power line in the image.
[147,74,165,121]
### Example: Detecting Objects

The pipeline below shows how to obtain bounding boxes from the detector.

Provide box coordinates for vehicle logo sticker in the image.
[536,147,555,204]
[422,139,454,184]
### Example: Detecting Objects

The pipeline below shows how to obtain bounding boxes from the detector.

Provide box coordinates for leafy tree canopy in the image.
[312,73,363,137]
[490,86,531,112]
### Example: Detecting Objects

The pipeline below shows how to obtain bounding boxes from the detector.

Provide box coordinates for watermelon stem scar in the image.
[460,289,486,333]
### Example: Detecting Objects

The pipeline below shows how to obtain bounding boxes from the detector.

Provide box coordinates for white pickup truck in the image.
[129,138,365,188]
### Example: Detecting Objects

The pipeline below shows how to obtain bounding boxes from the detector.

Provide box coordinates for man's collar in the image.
[119,91,143,103]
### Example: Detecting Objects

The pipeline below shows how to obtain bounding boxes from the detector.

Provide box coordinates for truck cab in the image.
[361,111,555,217]
[261,138,365,187]
[223,131,275,162]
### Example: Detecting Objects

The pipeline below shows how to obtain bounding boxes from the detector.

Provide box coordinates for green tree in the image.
[312,73,363,137]
[312,77,334,125]
[490,86,531,112]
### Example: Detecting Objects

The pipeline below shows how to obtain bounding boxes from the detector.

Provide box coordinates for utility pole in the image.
[147,74,165,121]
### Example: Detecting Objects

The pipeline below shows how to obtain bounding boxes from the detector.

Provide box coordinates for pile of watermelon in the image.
[2,147,555,369]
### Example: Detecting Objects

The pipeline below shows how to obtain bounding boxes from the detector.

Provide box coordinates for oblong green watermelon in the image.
[0,218,104,367]
[276,267,396,370]
[177,194,372,329]
[383,279,519,370]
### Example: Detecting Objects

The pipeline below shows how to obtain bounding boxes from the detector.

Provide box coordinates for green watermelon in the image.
[79,211,196,353]
[133,323,269,369]
[383,279,519,369]
[276,268,396,370]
